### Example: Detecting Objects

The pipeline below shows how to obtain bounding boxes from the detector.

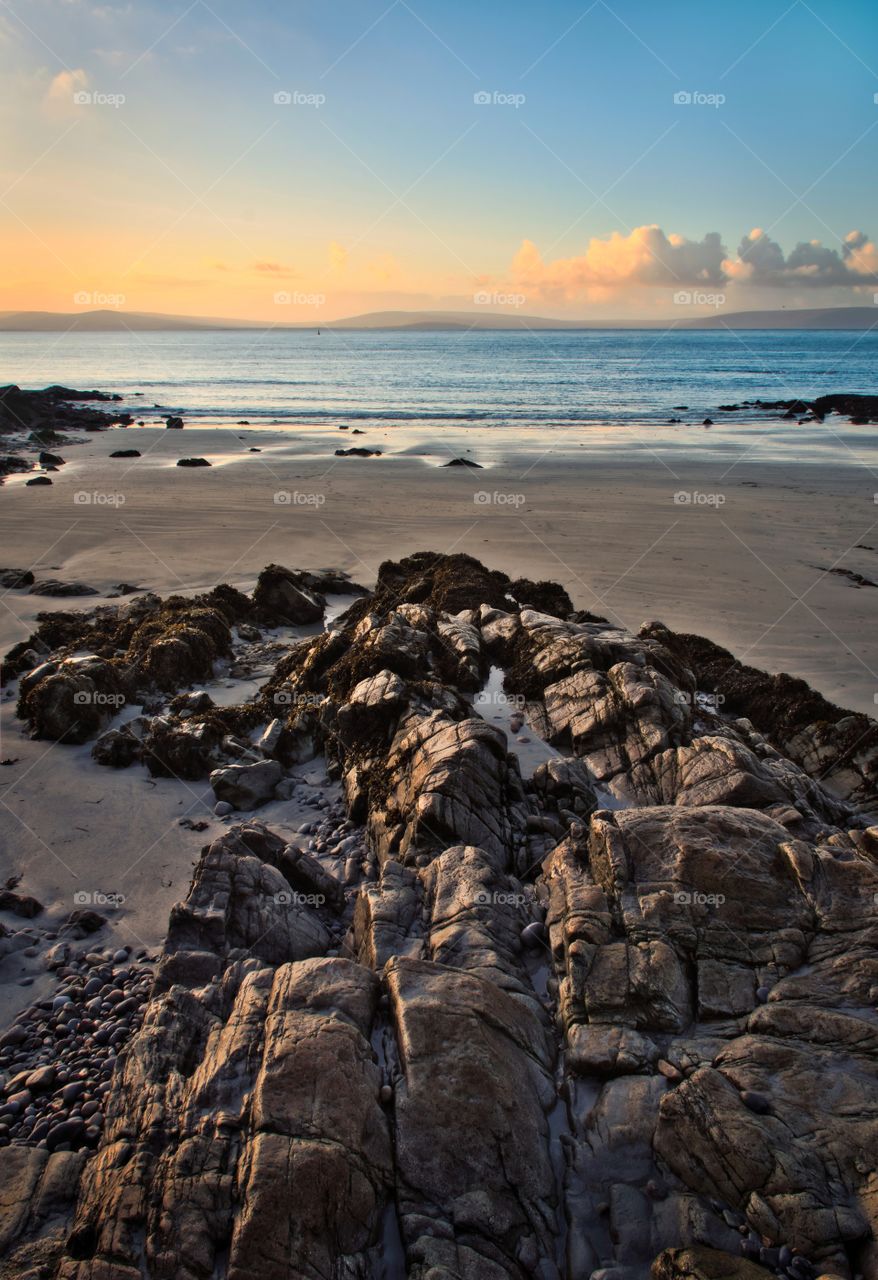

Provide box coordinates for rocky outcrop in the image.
[3,552,878,1280]
[0,384,123,438]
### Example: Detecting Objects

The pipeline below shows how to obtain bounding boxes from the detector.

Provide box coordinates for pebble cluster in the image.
[702,1200,821,1279]
[297,802,370,890]
[0,945,155,1153]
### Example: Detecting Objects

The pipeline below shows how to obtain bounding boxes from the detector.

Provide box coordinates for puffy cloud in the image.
[725,228,878,288]
[500,225,878,300]
[45,68,89,107]
[506,226,728,301]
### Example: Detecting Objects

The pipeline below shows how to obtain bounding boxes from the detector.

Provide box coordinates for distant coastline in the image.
[1,304,876,333]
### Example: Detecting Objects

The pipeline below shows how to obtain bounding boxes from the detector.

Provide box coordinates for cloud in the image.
[328,241,348,271]
[499,225,878,300]
[505,226,728,301]
[251,261,296,277]
[725,228,878,288]
[44,67,89,108]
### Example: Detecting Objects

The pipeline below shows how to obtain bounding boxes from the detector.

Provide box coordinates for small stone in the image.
[657,1058,682,1081]
[214,801,233,817]
[521,921,546,949]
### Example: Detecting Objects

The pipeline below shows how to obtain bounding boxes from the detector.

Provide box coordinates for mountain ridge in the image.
[1,305,876,332]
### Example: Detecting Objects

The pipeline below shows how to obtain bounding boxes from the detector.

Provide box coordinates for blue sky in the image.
[1,0,876,318]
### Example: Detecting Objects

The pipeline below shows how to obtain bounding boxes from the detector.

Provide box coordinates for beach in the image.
[2,418,877,716]
[2,407,878,1279]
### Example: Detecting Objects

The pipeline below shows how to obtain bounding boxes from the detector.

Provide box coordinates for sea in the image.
[1,328,876,434]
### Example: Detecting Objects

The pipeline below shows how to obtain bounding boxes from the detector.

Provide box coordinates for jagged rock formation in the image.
[2,553,877,1280]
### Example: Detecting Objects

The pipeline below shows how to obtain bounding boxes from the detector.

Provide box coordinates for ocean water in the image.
[1,327,876,432]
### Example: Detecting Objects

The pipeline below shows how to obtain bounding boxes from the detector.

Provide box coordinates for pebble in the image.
[0,956,153,1155]
[521,921,546,949]
[657,1059,682,1082]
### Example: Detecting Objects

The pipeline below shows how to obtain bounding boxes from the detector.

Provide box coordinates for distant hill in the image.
[1,305,876,332]
[0,309,266,332]
[679,306,878,331]
[324,310,587,330]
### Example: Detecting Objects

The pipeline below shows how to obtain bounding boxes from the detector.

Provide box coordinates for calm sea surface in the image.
[1,328,876,433]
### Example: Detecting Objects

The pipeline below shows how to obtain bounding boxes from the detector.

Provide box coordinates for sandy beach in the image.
[2,410,878,1279]
[2,418,877,716]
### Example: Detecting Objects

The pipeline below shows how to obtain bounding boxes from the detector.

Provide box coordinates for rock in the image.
[61,908,107,935]
[27,580,99,596]
[210,759,284,810]
[0,455,33,481]
[25,475,52,485]
[214,800,233,816]
[109,448,141,457]
[170,689,215,715]
[442,456,482,467]
[176,456,211,467]
[256,717,285,755]
[253,564,325,624]
[740,1089,771,1114]
[38,450,64,465]
[532,755,598,816]
[652,1245,769,1278]
[17,655,127,742]
[144,715,222,779]
[2,550,877,1278]
[91,725,142,767]
[334,446,381,457]
[24,1065,56,1092]
[387,957,557,1275]
[165,415,184,428]
[0,889,43,917]
[0,567,34,588]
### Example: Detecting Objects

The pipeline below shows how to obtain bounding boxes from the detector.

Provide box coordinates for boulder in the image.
[210,760,284,810]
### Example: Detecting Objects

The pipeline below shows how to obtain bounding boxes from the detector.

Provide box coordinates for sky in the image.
[1,0,877,321]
